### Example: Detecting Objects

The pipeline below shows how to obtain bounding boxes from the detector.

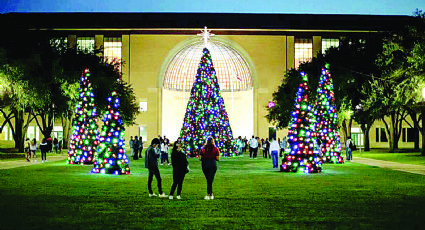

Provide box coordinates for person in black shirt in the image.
[146,138,167,198]
[169,141,189,200]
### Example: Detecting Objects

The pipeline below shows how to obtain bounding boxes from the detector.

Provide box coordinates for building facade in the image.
[1,13,420,149]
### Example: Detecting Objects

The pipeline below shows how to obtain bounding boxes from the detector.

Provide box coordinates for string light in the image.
[92,91,130,175]
[315,64,344,164]
[280,71,322,173]
[179,48,237,157]
[67,69,99,165]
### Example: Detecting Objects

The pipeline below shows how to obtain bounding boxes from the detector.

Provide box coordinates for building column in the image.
[286,36,295,71]
[313,36,322,58]
[68,35,76,49]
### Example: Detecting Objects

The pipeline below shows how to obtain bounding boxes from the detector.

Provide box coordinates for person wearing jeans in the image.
[146,138,167,198]
[269,138,280,168]
[199,137,220,200]
[345,137,353,161]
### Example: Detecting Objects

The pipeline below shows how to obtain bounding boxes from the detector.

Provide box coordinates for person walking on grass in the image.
[40,138,48,163]
[145,138,167,198]
[30,138,38,162]
[25,138,31,162]
[199,137,220,200]
[169,141,189,200]
[53,138,59,154]
[129,136,135,158]
[269,138,280,168]
[249,136,257,159]
[346,136,353,161]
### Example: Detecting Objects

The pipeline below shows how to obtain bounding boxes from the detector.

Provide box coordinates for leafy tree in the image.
[369,9,425,152]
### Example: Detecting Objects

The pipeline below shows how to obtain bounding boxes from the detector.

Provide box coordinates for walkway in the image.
[0,155,67,170]
[351,157,425,176]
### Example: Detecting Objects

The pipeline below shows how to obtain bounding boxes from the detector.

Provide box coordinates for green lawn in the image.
[0,152,425,229]
[355,148,425,165]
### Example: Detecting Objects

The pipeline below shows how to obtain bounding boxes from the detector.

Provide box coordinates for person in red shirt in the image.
[199,137,220,200]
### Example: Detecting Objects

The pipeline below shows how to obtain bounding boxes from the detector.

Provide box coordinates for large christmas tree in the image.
[315,64,344,163]
[67,69,99,165]
[92,90,130,175]
[179,48,237,157]
[281,71,322,173]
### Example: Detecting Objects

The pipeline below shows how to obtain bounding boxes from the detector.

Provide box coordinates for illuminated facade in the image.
[1,12,420,148]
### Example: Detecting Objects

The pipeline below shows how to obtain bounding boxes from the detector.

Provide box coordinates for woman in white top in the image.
[269,139,280,168]
[160,140,170,166]
[30,138,38,162]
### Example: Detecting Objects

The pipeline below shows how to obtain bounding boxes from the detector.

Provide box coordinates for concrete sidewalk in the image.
[351,157,425,176]
[0,155,67,170]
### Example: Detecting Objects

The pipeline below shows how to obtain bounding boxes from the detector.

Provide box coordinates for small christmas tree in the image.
[180,48,237,157]
[92,91,130,175]
[67,69,99,165]
[281,71,322,173]
[315,64,343,163]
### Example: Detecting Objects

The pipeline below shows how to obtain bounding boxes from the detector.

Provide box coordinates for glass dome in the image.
[163,38,253,92]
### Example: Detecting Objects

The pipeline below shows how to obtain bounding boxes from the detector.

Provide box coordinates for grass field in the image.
[1,151,425,230]
[356,149,425,165]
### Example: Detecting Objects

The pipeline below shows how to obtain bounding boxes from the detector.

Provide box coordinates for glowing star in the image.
[197,26,215,48]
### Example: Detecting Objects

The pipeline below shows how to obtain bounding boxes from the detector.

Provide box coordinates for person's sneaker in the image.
[210,195,214,200]
[45,160,48,162]
[168,163,171,166]
[159,193,167,198]
[34,159,37,162]
[149,193,157,197]
[204,195,210,200]
[161,163,164,166]
[176,195,181,200]
[169,196,173,200]
[42,160,44,163]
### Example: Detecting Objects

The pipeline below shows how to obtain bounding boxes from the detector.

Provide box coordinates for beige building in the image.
[1,13,421,149]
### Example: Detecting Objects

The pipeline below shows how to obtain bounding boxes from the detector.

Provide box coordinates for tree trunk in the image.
[361,123,372,152]
[62,117,72,149]
[13,110,25,152]
[341,119,348,142]
[422,108,425,156]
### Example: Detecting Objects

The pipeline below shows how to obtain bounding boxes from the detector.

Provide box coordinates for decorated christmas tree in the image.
[179,48,237,157]
[315,64,344,163]
[92,90,130,175]
[281,71,322,173]
[67,69,99,165]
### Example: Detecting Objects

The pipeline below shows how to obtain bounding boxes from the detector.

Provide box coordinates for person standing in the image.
[40,138,48,163]
[248,136,257,159]
[47,137,53,153]
[169,141,189,200]
[199,137,220,200]
[133,136,139,160]
[138,136,144,158]
[346,136,353,161]
[263,138,270,158]
[160,139,170,166]
[30,138,38,162]
[269,138,280,168]
[53,138,59,154]
[146,138,167,198]
[129,136,135,158]
[25,138,31,162]
[280,136,287,157]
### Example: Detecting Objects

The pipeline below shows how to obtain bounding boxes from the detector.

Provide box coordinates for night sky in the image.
[0,0,423,15]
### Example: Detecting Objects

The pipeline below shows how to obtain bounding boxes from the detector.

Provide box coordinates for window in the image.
[376,128,388,142]
[402,128,418,142]
[104,37,122,70]
[351,127,363,146]
[322,38,339,54]
[295,38,312,69]
[77,37,95,53]
[139,100,147,112]
[380,128,388,142]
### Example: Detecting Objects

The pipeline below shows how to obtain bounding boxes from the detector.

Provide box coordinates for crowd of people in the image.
[24,137,63,163]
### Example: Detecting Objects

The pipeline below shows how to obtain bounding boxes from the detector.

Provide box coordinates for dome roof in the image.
[163,38,253,92]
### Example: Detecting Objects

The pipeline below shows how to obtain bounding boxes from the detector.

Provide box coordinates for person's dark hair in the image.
[42,138,46,143]
[151,138,160,146]
[172,141,182,154]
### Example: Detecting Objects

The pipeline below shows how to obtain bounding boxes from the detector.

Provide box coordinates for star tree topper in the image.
[197,26,215,48]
